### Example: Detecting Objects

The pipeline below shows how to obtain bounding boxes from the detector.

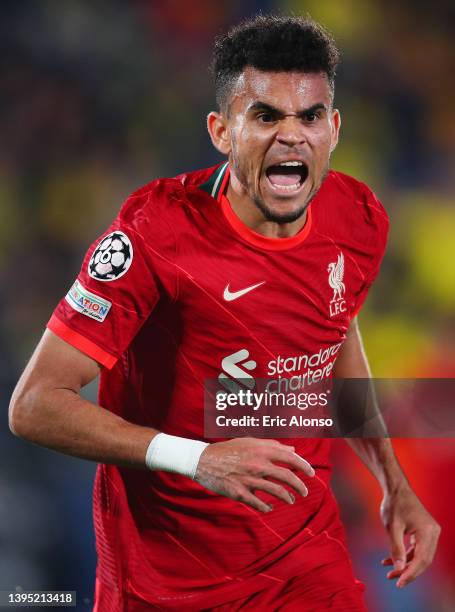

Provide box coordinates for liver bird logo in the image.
[327,252,345,302]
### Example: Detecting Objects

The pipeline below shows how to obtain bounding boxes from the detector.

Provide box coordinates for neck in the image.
[226,172,308,239]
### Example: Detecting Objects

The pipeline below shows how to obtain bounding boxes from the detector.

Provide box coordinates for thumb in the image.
[389,522,406,571]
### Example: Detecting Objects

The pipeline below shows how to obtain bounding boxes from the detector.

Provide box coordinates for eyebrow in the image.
[247,101,328,118]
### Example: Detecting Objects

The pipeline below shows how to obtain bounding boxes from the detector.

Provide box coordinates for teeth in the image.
[279,161,303,166]
[271,181,301,191]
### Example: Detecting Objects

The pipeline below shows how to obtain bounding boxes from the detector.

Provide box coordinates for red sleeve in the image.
[351,188,389,318]
[48,314,118,368]
[48,185,177,368]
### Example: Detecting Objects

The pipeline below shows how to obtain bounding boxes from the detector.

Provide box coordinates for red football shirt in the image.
[48,163,388,610]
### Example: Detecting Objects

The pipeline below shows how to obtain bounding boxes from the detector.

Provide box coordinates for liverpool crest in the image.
[327,252,346,317]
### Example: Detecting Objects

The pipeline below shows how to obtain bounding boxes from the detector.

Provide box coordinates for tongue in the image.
[267,171,301,186]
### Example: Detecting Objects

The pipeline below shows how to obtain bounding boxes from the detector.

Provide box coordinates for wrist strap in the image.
[145,433,209,479]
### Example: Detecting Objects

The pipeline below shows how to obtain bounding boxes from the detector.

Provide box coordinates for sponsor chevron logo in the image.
[218,349,256,392]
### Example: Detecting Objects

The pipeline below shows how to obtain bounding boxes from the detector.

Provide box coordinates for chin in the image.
[255,198,308,224]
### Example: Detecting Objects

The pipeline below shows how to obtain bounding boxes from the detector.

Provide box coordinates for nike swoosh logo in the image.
[223,281,265,302]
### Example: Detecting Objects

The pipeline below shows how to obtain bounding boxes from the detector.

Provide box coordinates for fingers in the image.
[234,487,273,513]
[382,545,414,568]
[388,521,407,574]
[382,523,441,588]
[273,447,315,478]
[386,568,405,580]
[247,477,296,505]
[381,557,393,567]
[396,526,440,588]
[197,439,316,513]
[241,442,313,507]
[385,547,415,580]
[267,466,309,497]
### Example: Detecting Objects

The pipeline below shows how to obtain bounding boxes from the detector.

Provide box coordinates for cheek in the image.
[234,121,270,151]
[236,129,258,153]
[312,131,333,162]
[233,130,265,168]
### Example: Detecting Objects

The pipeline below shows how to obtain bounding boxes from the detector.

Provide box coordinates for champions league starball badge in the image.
[88,231,133,281]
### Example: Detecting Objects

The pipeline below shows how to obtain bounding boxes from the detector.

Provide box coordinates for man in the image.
[9,15,439,611]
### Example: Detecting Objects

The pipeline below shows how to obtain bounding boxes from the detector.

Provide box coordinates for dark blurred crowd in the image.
[1,1,454,610]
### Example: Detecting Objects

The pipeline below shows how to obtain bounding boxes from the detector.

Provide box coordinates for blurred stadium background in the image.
[1,1,454,610]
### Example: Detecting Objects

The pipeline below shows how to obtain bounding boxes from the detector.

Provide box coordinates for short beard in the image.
[252,196,308,224]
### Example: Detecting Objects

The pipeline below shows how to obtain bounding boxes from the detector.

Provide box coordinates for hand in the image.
[194,437,315,513]
[380,484,441,588]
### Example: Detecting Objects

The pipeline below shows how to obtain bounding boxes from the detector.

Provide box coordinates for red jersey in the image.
[48,163,388,610]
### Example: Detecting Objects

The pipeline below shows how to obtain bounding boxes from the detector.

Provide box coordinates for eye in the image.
[303,110,323,123]
[257,112,275,123]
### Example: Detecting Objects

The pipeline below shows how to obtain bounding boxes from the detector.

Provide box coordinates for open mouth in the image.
[265,161,309,194]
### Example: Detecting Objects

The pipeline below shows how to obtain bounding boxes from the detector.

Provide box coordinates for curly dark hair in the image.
[212,14,340,111]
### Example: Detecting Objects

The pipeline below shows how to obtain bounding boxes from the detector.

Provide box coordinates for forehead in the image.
[229,66,332,113]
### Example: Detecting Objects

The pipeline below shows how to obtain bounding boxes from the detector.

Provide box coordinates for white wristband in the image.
[145,433,209,479]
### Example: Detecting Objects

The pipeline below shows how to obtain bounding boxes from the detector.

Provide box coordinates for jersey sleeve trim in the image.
[47,314,118,369]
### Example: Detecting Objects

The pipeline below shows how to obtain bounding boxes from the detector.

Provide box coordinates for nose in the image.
[276,116,307,146]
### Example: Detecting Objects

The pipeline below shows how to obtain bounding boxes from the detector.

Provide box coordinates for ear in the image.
[207,111,231,155]
[329,109,341,153]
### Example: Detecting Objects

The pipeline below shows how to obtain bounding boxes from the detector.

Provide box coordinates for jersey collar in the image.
[211,163,313,251]
[198,162,229,201]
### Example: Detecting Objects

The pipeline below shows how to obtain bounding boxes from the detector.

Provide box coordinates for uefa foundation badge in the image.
[65,280,112,322]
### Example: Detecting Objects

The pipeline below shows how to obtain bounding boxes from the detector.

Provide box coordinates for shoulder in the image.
[118,165,221,230]
[326,170,388,226]
[316,170,389,246]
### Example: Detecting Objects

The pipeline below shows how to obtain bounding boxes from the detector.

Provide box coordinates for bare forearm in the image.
[335,318,408,493]
[9,331,319,516]
[346,437,409,495]
[10,387,157,468]
[334,320,439,586]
